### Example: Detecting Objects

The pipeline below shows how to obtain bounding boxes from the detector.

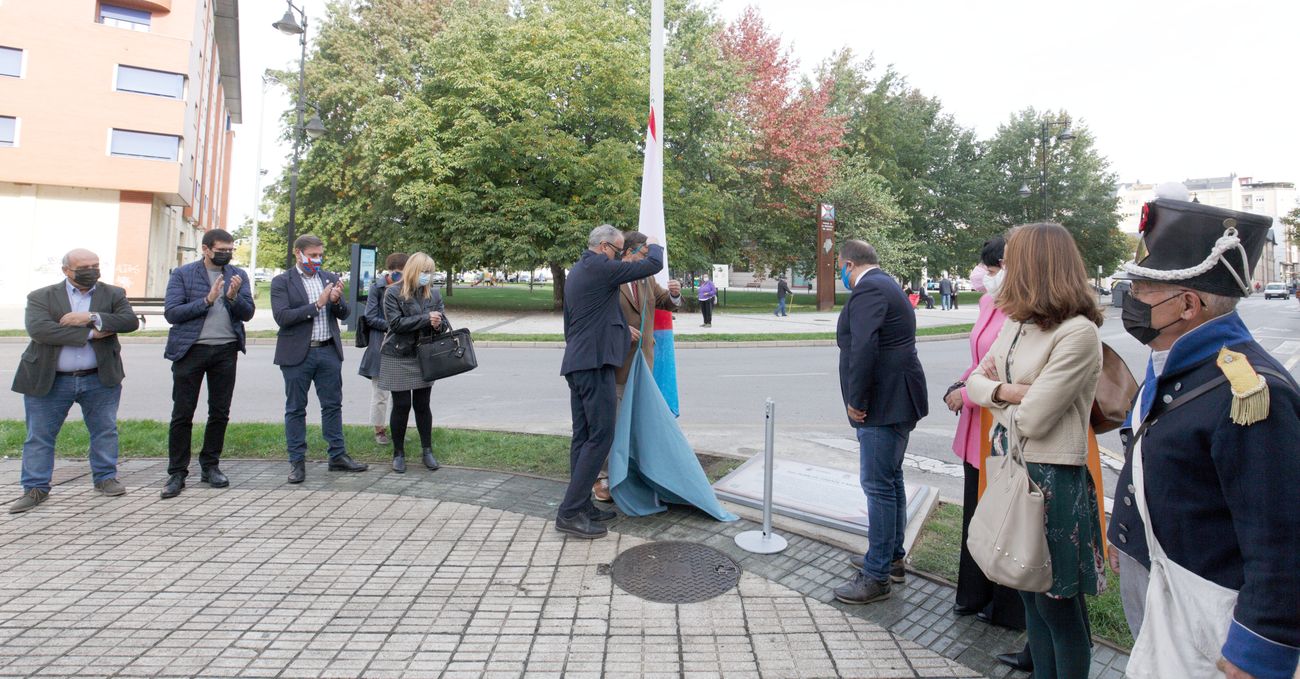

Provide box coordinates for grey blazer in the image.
[12,281,140,397]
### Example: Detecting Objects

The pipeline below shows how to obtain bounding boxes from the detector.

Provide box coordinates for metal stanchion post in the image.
[735,398,788,554]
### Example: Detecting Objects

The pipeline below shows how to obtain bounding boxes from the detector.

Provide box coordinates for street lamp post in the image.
[1018,118,1074,221]
[273,2,325,269]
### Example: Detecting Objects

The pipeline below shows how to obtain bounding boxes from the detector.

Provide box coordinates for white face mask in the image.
[984,269,1006,298]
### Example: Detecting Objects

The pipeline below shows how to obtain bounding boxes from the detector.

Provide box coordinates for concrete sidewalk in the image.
[0,304,979,336]
[0,459,1130,678]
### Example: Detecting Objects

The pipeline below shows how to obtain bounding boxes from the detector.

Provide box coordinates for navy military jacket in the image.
[1110,335,1300,674]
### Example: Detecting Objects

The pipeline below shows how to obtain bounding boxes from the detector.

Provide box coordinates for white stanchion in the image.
[734,398,788,554]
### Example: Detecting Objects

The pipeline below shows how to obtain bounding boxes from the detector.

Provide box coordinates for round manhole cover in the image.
[609,541,741,604]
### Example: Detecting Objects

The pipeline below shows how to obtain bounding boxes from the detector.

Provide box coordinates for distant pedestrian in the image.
[832,240,928,605]
[360,252,408,445]
[159,229,255,499]
[10,249,139,513]
[775,276,790,316]
[558,225,664,539]
[271,234,367,484]
[379,253,446,473]
[939,276,954,310]
[697,274,716,327]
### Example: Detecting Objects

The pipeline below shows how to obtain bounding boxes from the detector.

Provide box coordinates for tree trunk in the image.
[550,262,566,311]
[445,268,454,297]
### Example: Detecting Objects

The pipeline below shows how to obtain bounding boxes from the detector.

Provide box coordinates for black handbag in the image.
[416,322,478,381]
[355,315,370,349]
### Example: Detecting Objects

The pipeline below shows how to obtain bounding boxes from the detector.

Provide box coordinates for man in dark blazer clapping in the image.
[557,224,664,538]
[159,228,255,499]
[833,240,928,605]
[271,234,366,484]
[10,249,139,513]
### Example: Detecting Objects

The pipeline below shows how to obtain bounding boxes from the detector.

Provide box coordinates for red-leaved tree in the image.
[720,7,845,274]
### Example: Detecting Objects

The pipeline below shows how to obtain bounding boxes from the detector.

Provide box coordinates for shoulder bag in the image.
[965,416,1053,592]
[416,320,478,381]
[966,323,1052,592]
[1090,342,1137,433]
[355,314,370,349]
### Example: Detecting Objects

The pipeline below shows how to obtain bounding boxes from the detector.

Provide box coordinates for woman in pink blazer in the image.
[942,237,1026,629]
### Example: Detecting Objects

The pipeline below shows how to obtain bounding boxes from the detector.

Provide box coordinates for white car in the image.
[1263,282,1288,300]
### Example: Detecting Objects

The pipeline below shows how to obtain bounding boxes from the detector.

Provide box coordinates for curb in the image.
[0,333,970,349]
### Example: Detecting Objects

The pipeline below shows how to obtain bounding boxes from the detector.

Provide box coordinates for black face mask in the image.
[72,268,100,289]
[211,251,233,267]
[1121,292,1183,345]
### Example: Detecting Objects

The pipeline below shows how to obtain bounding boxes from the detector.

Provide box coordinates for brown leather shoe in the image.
[592,477,612,502]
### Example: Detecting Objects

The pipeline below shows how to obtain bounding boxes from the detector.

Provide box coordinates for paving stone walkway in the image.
[0,459,1129,678]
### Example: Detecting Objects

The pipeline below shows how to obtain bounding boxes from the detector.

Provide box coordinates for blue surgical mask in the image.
[841,264,853,289]
[389,272,401,283]
[417,273,431,287]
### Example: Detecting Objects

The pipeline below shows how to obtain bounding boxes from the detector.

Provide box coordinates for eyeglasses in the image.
[210,247,236,254]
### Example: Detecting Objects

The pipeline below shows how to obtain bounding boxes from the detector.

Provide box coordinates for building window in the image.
[0,117,16,147]
[0,116,16,146]
[98,4,151,31]
[110,129,179,161]
[116,65,184,99]
[0,46,21,78]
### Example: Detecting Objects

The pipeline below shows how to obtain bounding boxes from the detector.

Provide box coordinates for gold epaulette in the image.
[1216,347,1269,426]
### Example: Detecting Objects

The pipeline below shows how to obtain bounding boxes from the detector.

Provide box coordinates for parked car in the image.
[1263,282,1288,300]
[431,272,446,285]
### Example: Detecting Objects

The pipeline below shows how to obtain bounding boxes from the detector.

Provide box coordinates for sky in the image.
[228,0,1300,237]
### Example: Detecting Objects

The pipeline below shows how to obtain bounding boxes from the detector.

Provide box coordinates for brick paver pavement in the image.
[0,460,1129,678]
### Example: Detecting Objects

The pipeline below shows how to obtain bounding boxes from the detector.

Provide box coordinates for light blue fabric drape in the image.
[608,350,737,522]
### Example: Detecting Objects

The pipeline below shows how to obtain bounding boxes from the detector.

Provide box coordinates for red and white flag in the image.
[637,0,679,414]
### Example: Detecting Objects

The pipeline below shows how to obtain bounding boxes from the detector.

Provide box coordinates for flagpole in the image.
[639,0,667,286]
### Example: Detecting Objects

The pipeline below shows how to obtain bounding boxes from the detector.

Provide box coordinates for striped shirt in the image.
[299,268,331,342]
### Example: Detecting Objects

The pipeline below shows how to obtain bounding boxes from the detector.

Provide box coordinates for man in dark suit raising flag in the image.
[557,224,664,539]
[832,239,929,605]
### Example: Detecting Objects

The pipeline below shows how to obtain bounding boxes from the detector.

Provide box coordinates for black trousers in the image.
[560,366,616,518]
[168,342,239,477]
[957,461,1026,629]
[700,299,713,324]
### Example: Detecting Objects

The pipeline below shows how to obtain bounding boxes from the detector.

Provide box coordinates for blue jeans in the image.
[857,422,914,582]
[281,346,346,462]
[775,297,787,316]
[941,293,952,310]
[21,374,122,491]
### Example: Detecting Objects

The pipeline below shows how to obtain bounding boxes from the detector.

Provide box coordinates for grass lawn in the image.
[0,420,742,483]
[908,501,1133,650]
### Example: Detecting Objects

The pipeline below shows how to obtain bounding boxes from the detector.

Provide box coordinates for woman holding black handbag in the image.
[380,252,445,473]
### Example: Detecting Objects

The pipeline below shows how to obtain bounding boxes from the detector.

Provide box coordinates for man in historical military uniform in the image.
[1110,196,1299,679]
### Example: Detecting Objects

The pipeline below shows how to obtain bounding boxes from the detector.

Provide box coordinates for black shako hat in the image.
[1117,198,1271,298]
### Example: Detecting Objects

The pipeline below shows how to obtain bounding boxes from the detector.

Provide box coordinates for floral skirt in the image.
[992,425,1105,599]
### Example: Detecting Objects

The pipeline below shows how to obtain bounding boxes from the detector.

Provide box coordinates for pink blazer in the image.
[952,294,1007,468]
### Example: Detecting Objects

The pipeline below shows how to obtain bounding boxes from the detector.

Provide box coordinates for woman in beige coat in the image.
[966,223,1105,679]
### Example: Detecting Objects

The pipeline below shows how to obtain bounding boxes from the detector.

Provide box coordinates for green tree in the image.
[979,109,1128,273]
[822,157,914,275]
[820,55,988,278]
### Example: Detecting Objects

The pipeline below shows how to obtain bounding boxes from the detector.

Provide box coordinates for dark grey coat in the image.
[358,277,390,378]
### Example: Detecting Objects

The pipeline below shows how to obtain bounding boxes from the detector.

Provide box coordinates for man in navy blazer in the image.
[270,234,366,484]
[159,229,254,499]
[557,224,664,538]
[833,239,928,605]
